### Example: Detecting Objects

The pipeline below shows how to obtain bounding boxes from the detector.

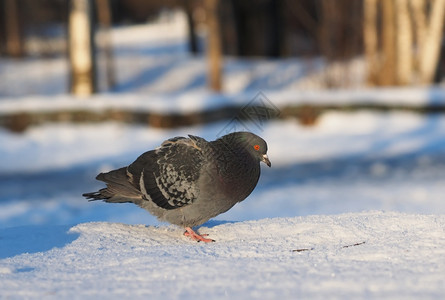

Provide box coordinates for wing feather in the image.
[128,136,206,210]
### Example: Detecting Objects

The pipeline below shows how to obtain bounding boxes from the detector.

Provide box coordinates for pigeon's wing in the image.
[128,136,206,210]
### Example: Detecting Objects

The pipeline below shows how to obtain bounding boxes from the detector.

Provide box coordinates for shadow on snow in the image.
[0,225,79,259]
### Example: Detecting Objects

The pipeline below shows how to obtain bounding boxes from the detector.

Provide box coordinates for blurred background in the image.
[1,0,445,228]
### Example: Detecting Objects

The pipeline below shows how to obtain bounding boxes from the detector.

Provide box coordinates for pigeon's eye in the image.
[254,145,260,151]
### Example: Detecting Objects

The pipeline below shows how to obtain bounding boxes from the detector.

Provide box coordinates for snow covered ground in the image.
[1,212,445,299]
[1,10,445,299]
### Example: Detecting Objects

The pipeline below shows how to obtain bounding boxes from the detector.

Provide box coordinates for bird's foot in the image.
[184,227,215,243]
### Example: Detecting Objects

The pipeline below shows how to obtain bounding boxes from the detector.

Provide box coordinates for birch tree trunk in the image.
[364,0,379,85]
[364,0,445,86]
[380,0,397,85]
[205,0,222,92]
[417,0,445,83]
[395,0,413,85]
[68,0,97,96]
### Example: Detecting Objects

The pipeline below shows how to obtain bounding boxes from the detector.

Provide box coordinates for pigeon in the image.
[83,131,271,242]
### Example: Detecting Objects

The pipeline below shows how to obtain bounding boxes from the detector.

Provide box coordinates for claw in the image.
[184,227,215,243]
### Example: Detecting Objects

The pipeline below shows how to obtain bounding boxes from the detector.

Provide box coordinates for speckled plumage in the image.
[83,132,271,236]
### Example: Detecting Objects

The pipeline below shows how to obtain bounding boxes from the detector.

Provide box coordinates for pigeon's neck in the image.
[213,138,256,161]
[207,137,261,201]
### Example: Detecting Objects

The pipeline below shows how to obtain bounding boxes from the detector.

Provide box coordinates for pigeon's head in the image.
[221,132,271,167]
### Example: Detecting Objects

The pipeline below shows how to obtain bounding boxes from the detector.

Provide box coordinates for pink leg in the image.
[184,227,215,243]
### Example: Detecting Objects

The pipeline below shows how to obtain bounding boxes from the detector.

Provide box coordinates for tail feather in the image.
[82,167,142,203]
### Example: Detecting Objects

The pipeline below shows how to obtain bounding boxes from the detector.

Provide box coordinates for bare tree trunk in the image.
[318,0,338,87]
[410,0,426,52]
[318,0,335,61]
[417,0,445,83]
[96,0,115,90]
[380,0,397,85]
[68,0,97,96]
[205,0,222,92]
[4,0,23,57]
[395,0,413,85]
[269,0,283,57]
[364,0,379,85]
[185,0,198,54]
[364,0,444,86]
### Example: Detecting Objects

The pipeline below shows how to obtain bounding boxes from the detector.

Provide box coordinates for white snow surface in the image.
[1,212,445,299]
[1,86,445,116]
[1,10,445,299]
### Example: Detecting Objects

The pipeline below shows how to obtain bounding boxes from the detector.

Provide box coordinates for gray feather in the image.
[82,167,142,203]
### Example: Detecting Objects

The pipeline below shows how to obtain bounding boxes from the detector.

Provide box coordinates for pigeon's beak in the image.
[262,154,271,167]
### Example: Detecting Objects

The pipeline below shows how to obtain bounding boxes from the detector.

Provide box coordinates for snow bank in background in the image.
[1,212,444,299]
[1,86,445,116]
